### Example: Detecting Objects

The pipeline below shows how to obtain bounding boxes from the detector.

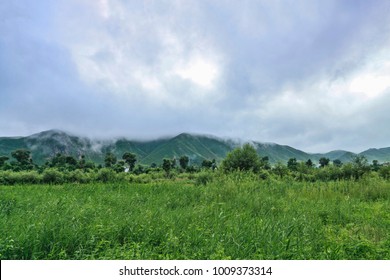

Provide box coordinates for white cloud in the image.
[174,53,219,89]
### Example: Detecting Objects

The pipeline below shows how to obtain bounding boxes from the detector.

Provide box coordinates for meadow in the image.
[1,172,389,260]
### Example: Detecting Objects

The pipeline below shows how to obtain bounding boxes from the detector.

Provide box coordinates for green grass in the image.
[1,174,389,259]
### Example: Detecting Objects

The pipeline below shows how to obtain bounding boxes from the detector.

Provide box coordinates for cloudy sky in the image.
[1,0,390,152]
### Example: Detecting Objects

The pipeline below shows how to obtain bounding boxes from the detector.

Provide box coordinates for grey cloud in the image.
[1,0,390,152]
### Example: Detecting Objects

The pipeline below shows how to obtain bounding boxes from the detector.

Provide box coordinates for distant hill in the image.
[0,129,389,165]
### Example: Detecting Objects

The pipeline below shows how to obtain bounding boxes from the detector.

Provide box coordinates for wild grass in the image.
[1,173,389,259]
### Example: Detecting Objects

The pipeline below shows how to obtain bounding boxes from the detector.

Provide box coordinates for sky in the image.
[1,0,390,153]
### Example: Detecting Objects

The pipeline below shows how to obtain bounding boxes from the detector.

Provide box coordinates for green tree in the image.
[65,156,78,167]
[104,152,117,168]
[11,149,31,165]
[306,159,314,168]
[49,153,78,171]
[179,155,189,170]
[378,165,390,179]
[0,156,9,167]
[201,159,215,169]
[221,143,261,172]
[78,155,86,170]
[333,159,342,167]
[319,157,330,168]
[113,160,126,173]
[371,160,380,171]
[11,149,33,170]
[273,162,288,178]
[352,155,370,179]
[122,152,137,172]
[162,158,173,176]
[261,156,271,170]
[287,158,298,171]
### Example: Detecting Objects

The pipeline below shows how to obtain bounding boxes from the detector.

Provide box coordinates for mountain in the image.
[0,129,389,165]
[359,147,390,163]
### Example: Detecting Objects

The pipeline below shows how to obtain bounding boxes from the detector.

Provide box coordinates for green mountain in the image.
[0,129,389,166]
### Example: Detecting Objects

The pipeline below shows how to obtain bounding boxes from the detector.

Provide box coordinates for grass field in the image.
[1,173,389,259]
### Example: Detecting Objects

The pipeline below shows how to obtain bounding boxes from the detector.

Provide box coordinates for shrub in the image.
[378,165,390,180]
[67,170,91,184]
[221,143,261,173]
[42,168,64,184]
[97,168,116,183]
[0,171,18,185]
[16,171,42,184]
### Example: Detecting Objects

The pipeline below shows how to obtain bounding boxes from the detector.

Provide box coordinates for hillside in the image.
[0,130,389,166]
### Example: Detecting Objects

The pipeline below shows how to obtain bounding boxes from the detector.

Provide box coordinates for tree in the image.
[79,155,86,170]
[306,159,314,168]
[273,162,288,178]
[0,156,9,167]
[65,156,78,167]
[378,165,390,179]
[352,155,369,179]
[179,155,189,170]
[333,159,342,167]
[221,143,261,172]
[201,159,214,169]
[11,149,31,165]
[104,152,117,168]
[122,152,137,172]
[162,158,173,175]
[371,160,380,171]
[287,158,298,171]
[261,156,271,170]
[113,160,126,173]
[50,153,66,169]
[11,149,33,170]
[319,157,330,168]
[49,153,78,171]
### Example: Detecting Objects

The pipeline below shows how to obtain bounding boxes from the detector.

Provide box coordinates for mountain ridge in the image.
[0,129,389,165]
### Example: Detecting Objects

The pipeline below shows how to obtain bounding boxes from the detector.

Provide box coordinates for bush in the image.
[378,165,390,180]
[42,169,64,184]
[221,143,261,173]
[16,171,42,184]
[0,171,18,185]
[96,168,116,183]
[66,170,92,184]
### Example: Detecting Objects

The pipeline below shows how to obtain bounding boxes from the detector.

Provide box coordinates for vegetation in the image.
[0,145,389,260]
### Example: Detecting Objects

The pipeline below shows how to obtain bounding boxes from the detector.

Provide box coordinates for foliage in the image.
[122,152,137,172]
[221,144,261,173]
[273,162,289,178]
[306,159,314,168]
[379,165,390,180]
[104,152,117,168]
[96,168,116,183]
[42,168,64,184]
[179,156,189,170]
[0,156,9,167]
[333,159,342,167]
[351,155,370,179]
[194,171,214,186]
[287,158,298,171]
[162,159,173,176]
[319,157,330,168]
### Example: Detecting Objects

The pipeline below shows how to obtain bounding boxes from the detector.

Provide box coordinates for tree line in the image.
[0,144,389,185]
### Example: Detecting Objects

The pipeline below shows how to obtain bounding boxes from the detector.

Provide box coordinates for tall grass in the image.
[1,173,389,259]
